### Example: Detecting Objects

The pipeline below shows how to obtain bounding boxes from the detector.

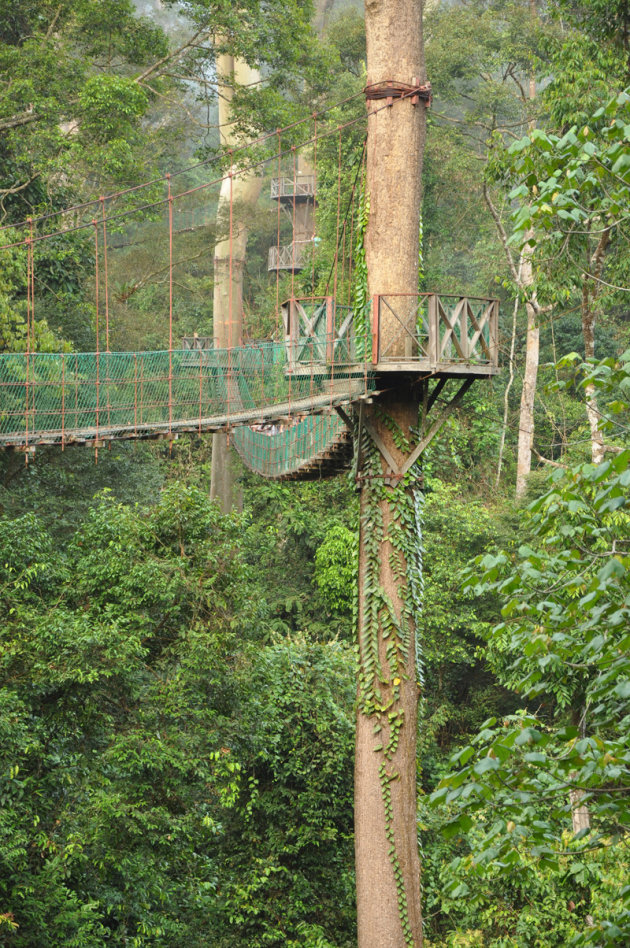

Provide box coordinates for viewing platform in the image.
[267,241,313,273]
[282,293,499,378]
[270,175,316,201]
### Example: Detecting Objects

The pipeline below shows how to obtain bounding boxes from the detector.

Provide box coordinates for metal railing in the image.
[270,176,316,200]
[267,241,313,272]
[372,293,499,370]
[281,293,499,373]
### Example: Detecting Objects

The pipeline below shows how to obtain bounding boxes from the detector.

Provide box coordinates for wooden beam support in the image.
[362,414,401,476]
[426,376,447,416]
[334,405,354,430]
[400,377,474,475]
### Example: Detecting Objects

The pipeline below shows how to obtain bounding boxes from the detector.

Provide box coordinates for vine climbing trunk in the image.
[356,1,427,945]
[210,52,263,513]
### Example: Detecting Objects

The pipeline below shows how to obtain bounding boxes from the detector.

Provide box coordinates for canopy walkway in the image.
[0,294,499,479]
[0,90,501,480]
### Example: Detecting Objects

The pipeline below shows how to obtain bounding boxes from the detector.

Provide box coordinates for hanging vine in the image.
[354,409,425,946]
[351,176,370,359]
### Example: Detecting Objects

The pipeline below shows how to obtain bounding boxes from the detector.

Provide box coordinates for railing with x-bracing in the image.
[370,293,499,372]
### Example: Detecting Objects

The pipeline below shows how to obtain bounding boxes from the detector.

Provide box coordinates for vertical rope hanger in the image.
[24,219,33,460]
[100,198,110,352]
[333,129,342,306]
[311,113,317,303]
[166,174,174,445]
[100,197,111,430]
[227,151,234,434]
[291,145,297,302]
[93,216,100,460]
[275,129,282,336]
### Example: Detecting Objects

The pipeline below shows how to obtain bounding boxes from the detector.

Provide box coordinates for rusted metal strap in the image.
[364,79,432,108]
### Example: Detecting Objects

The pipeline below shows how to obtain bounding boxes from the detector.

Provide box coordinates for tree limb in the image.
[135,27,211,85]
[483,181,519,283]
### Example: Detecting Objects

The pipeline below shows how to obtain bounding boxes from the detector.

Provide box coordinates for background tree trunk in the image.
[515,243,539,499]
[515,20,540,499]
[581,229,610,465]
[356,0,427,944]
[210,53,263,512]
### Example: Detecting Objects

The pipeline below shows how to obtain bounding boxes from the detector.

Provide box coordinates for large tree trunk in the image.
[210,53,263,512]
[356,1,426,944]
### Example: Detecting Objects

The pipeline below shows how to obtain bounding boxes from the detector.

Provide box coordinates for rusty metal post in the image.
[326,296,334,365]
[371,294,380,365]
[428,293,438,364]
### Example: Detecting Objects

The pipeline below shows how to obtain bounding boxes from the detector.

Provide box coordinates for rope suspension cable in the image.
[0,89,369,236]
[1,85,426,254]
[0,104,387,253]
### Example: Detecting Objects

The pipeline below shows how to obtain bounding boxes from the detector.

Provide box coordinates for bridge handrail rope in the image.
[0,85,425,253]
[0,89,376,237]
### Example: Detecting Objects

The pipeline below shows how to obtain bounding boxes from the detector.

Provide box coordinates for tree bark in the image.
[481,191,544,500]
[356,1,427,944]
[581,229,610,465]
[210,53,263,512]
[515,241,539,499]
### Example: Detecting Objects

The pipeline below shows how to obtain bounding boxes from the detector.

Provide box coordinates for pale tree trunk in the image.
[581,229,610,465]
[495,258,522,487]
[210,54,263,512]
[514,25,542,499]
[515,241,539,498]
[356,1,426,944]
[483,183,543,499]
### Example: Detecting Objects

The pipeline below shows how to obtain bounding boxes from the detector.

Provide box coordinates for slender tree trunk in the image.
[515,241,539,499]
[356,1,426,944]
[482,201,543,501]
[496,257,522,487]
[515,22,541,497]
[210,54,263,512]
[581,229,610,465]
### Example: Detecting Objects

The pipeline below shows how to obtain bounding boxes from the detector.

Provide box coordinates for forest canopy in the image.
[0,0,629,945]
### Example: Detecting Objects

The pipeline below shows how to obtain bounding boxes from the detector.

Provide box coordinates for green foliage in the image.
[509,90,630,254]
[430,354,630,944]
[314,522,356,616]
[0,480,357,946]
[78,76,149,143]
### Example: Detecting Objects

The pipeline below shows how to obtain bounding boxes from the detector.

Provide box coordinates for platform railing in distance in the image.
[373,293,499,374]
[270,175,316,200]
[267,241,313,272]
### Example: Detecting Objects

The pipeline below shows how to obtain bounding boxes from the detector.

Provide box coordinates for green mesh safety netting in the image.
[0,342,371,477]
[232,412,347,479]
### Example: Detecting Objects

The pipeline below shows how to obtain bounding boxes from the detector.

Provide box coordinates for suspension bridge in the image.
[0,90,499,480]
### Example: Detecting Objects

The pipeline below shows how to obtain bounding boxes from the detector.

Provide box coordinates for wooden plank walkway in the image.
[1,384,371,450]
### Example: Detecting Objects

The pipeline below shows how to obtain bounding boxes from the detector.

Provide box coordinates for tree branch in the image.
[135,27,211,85]
[483,181,519,283]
